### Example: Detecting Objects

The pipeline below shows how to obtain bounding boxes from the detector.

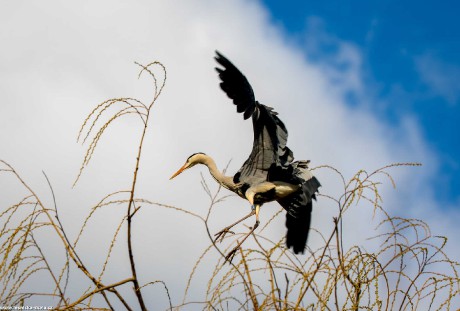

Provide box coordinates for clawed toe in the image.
[213,228,235,243]
[225,246,239,263]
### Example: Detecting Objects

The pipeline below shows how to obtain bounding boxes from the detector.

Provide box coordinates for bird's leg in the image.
[225,205,260,263]
[214,209,256,243]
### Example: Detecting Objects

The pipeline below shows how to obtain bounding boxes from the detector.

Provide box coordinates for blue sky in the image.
[261,0,460,204]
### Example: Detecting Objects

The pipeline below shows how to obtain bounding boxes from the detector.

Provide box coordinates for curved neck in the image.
[201,155,236,191]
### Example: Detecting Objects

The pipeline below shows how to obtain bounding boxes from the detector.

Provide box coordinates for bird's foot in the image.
[213,227,235,243]
[224,245,240,263]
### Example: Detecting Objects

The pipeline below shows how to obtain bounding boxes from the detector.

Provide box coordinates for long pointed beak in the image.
[169,163,188,180]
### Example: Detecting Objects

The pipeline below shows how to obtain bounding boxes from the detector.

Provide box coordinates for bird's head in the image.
[169,152,207,180]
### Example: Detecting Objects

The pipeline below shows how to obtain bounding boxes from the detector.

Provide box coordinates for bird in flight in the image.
[170,51,321,262]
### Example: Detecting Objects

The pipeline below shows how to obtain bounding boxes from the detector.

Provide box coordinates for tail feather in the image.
[285,201,312,254]
[277,175,320,254]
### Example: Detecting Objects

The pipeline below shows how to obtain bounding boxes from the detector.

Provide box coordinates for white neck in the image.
[199,154,236,191]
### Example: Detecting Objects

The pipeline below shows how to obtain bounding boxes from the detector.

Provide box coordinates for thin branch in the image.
[61,278,134,310]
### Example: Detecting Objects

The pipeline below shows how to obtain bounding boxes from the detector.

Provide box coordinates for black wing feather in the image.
[215,51,256,119]
[275,161,321,254]
[214,51,293,184]
[284,202,312,254]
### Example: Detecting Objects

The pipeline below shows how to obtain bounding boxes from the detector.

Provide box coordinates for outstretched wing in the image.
[214,51,293,184]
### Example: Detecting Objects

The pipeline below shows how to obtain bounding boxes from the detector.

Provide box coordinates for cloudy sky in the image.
[263,0,460,202]
[1,0,459,308]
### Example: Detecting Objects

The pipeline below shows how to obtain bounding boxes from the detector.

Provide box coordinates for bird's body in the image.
[170,51,320,259]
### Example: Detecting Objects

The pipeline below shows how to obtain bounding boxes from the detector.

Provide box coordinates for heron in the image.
[170,51,321,261]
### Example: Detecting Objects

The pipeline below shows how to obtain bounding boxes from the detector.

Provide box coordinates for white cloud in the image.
[0,0,458,308]
[416,52,460,105]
